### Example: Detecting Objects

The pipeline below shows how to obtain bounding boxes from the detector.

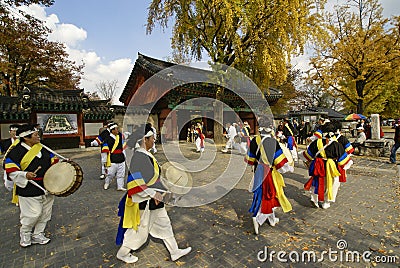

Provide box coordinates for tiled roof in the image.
[26,86,85,112]
[0,96,30,121]
[120,53,283,105]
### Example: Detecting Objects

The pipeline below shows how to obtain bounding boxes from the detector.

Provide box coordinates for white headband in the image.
[109,124,118,130]
[259,127,272,133]
[144,130,154,138]
[19,128,38,138]
[10,127,18,131]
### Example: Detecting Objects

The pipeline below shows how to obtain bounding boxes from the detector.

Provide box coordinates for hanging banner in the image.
[37,114,78,135]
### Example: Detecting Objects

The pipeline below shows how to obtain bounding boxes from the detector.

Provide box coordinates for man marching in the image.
[245,117,294,234]
[116,123,191,263]
[4,124,59,247]
[195,122,205,153]
[102,123,127,191]
[282,118,298,162]
[1,124,19,191]
[303,122,352,209]
[239,121,251,154]
[91,122,113,179]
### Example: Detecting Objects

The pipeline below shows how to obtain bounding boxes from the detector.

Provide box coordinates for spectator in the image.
[297,120,306,144]
[364,121,372,140]
[352,127,367,155]
[389,119,400,164]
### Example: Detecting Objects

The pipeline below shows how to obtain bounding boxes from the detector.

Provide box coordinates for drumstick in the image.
[33,166,41,174]
[27,166,47,195]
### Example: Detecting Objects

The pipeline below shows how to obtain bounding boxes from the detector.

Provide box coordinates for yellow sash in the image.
[123,198,141,230]
[271,168,292,212]
[106,134,119,167]
[123,151,160,231]
[326,159,340,200]
[243,127,250,137]
[255,135,270,165]
[317,138,326,158]
[21,143,42,170]
[12,143,42,204]
[316,138,340,200]
[285,124,294,136]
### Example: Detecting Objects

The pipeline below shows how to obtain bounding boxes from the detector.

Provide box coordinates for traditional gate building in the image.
[119,53,283,140]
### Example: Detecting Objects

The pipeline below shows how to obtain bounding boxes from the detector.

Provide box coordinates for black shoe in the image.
[387,161,396,164]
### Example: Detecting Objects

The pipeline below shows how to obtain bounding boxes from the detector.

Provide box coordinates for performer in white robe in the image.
[115,123,191,264]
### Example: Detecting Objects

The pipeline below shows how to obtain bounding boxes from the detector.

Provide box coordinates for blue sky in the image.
[46,0,173,62]
[19,0,400,104]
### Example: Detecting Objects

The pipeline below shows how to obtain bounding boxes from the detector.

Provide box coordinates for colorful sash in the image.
[122,150,159,231]
[8,142,42,204]
[285,124,297,149]
[106,134,120,167]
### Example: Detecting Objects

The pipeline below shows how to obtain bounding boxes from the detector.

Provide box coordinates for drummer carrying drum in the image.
[115,123,191,264]
[4,124,59,247]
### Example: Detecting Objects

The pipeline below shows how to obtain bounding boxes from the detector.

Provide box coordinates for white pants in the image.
[105,162,125,189]
[122,207,175,250]
[239,142,248,154]
[310,176,340,203]
[254,208,277,226]
[195,138,204,152]
[225,138,235,150]
[100,152,107,175]
[290,147,298,161]
[19,195,54,234]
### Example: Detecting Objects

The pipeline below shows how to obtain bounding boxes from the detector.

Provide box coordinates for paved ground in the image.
[0,141,399,268]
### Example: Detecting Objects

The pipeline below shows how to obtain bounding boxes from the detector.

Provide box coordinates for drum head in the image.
[161,162,192,195]
[43,162,76,195]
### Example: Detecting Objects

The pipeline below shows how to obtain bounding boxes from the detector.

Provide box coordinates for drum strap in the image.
[29,180,48,195]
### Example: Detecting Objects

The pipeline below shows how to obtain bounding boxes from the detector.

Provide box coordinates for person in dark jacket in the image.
[389,119,400,164]
[5,124,59,247]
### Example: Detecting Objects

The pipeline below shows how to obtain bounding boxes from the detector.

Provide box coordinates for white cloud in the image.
[20,4,133,104]
[82,57,134,103]
[49,23,87,47]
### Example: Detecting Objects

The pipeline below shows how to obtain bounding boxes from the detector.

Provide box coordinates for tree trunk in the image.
[355,80,365,114]
[213,86,225,146]
[357,99,364,114]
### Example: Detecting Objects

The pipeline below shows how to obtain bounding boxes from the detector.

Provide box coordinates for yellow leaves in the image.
[175,260,186,266]
[148,0,316,86]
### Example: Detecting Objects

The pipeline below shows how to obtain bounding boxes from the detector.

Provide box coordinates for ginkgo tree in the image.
[308,0,400,115]
[146,0,324,143]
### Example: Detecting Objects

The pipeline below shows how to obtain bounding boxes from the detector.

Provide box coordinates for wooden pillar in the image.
[171,109,178,141]
[77,112,85,148]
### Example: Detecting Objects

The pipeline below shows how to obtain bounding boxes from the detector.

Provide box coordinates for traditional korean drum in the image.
[161,162,192,195]
[43,161,83,197]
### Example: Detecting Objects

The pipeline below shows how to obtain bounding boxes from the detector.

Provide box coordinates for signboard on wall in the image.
[37,114,78,135]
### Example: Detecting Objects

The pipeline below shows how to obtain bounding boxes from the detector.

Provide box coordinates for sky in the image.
[18,0,400,104]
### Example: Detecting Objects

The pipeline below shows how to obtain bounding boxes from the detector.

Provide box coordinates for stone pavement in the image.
[0,142,399,268]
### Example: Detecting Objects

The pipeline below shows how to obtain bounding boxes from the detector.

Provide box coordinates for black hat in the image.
[144,123,155,137]
[126,123,155,148]
[9,124,19,131]
[17,124,37,138]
